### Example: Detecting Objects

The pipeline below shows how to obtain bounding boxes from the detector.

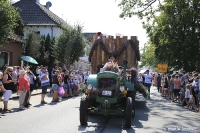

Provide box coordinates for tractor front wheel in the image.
[125,97,132,128]
[80,99,88,125]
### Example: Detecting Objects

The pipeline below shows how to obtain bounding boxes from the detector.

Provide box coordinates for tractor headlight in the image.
[120,86,125,92]
[87,84,93,90]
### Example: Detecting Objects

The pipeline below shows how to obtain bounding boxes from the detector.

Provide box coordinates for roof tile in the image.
[13,0,67,27]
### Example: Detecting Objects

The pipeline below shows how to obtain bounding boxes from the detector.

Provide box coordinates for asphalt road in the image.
[1,87,200,133]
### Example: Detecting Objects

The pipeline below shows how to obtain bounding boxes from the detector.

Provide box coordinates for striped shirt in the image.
[40,73,50,86]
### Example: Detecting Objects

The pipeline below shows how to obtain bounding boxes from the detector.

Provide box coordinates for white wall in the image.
[24,26,63,38]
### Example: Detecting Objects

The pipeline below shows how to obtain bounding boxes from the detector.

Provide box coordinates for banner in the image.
[157,64,167,72]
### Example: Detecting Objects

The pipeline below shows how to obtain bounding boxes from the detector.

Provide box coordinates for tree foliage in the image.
[0,0,24,45]
[140,42,158,68]
[23,32,40,59]
[148,0,200,71]
[119,0,200,72]
[37,35,49,65]
[118,0,162,21]
[23,32,55,67]
[52,24,85,69]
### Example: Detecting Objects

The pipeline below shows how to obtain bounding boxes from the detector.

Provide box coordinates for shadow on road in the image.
[77,96,149,133]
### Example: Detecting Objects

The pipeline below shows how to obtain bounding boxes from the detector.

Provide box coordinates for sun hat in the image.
[19,70,26,75]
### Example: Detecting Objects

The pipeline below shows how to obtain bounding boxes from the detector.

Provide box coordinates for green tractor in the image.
[79,60,136,128]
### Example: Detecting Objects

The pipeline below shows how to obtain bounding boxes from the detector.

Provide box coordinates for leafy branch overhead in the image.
[119,0,200,72]
[118,0,162,20]
[0,0,24,45]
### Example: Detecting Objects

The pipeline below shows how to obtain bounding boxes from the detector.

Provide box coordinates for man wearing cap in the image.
[144,70,153,98]
[103,54,120,73]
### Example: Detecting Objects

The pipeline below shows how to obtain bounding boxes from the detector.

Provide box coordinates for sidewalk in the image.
[10,87,51,100]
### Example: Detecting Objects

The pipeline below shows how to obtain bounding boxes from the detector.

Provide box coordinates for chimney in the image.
[45,1,52,10]
[36,0,40,4]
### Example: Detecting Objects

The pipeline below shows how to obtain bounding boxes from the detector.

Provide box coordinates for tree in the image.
[119,0,200,72]
[83,37,92,56]
[45,34,51,52]
[23,32,40,59]
[48,37,56,68]
[37,35,49,65]
[147,0,200,71]
[0,0,24,45]
[118,0,162,21]
[52,24,85,69]
[69,25,85,64]
[140,42,158,68]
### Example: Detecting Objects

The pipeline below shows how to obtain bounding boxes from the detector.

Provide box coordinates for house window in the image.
[0,52,9,70]
[36,31,40,34]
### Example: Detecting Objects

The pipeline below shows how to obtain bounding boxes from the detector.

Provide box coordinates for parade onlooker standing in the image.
[138,73,143,84]
[63,70,69,98]
[157,74,161,92]
[18,70,30,110]
[40,67,50,104]
[51,70,60,102]
[180,71,186,88]
[173,75,181,102]
[84,69,90,83]
[144,70,153,98]
[12,66,18,88]
[2,67,16,112]
[164,78,169,99]
[185,84,190,109]
[192,73,198,105]
[35,66,41,88]
[193,77,199,111]
[169,74,175,100]
[68,74,74,97]
[73,73,79,96]
[24,71,35,107]
[0,72,6,114]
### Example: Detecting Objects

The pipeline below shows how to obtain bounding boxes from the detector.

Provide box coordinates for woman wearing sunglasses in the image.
[2,67,16,112]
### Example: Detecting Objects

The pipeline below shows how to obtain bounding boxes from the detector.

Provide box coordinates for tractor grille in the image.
[98,78,117,97]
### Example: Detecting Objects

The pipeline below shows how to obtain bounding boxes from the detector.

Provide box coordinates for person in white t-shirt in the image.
[144,70,153,98]
[138,73,143,83]
[185,84,190,109]
[83,69,90,83]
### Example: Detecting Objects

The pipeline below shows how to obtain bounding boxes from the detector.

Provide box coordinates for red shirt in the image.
[18,76,30,91]
[174,78,181,89]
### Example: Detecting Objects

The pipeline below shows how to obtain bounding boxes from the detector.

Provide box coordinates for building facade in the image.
[0,35,23,69]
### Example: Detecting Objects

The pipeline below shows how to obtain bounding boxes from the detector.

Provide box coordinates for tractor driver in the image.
[103,54,120,73]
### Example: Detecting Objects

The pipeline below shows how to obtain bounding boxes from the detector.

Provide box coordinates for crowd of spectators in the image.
[0,64,91,116]
[139,70,200,111]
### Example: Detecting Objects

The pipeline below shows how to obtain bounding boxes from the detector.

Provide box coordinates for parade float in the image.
[79,33,148,128]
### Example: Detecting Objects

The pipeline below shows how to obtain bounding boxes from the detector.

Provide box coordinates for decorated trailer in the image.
[89,35,140,73]
[80,34,146,128]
